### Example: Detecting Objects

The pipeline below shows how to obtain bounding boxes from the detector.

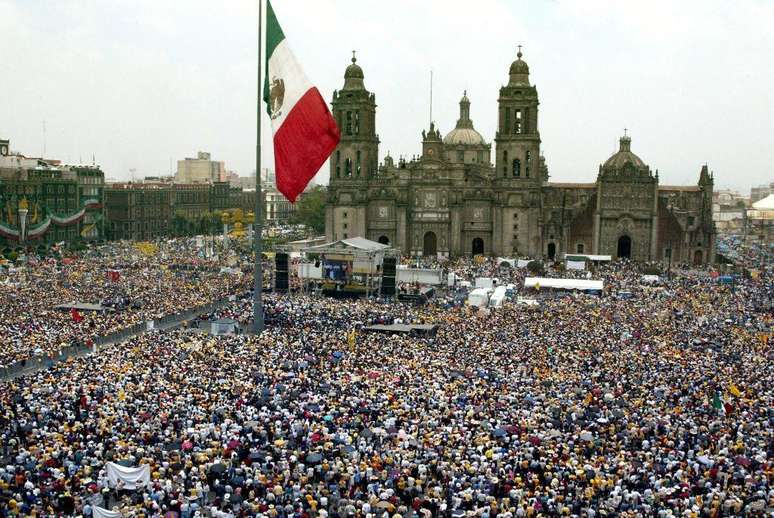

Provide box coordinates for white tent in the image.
[467,288,491,307]
[524,277,604,291]
[752,194,774,210]
[475,277,498,289]
[489,286,508,308]
[397,266,444,285]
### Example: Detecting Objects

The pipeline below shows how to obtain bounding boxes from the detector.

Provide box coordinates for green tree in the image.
[289,185,327,234]
[172,210,190,237]
[526,260,544,275]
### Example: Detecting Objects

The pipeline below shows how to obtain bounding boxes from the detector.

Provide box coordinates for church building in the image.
[325,51,715,264]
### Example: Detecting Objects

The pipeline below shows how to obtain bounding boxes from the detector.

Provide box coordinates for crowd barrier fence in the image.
[0,292,250,380]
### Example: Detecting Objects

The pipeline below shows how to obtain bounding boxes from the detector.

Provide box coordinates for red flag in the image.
[263,0,340,202]
[70,307,84,323]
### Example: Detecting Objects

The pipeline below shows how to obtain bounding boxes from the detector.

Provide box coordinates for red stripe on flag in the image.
[273,87,340,202]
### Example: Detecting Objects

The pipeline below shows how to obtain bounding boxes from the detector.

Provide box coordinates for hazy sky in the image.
[2,0,772,192]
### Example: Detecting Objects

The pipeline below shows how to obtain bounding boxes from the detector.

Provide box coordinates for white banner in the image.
[567,260,586,270]
[517,259,530,268]
[106,462,151,490]
[93,506,122,518]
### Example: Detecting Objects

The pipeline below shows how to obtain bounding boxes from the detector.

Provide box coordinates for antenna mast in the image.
[429,70,433,124]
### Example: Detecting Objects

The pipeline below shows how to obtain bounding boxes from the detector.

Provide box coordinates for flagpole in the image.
[254,0,264,334]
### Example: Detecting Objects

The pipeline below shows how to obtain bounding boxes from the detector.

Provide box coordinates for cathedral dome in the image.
[508,48,530,86]
[603,134,646,170]
[443,91,486,146]
[344,58,363,80]
[443,127,486,146]
[509,55,529,75]
[342,54,365,90]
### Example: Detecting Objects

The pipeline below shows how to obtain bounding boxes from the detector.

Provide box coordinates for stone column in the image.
[325,205,334,241]
[451,207,462,256]
[593,184,602,254]
[396,208,407,254]
[492,204,502,256]
[650,184,659,260]
[357,206,367,238]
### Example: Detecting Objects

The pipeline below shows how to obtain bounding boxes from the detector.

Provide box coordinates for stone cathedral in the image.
[325,50,715,264]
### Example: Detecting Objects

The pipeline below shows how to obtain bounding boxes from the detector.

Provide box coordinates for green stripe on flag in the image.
[263,0,286,114]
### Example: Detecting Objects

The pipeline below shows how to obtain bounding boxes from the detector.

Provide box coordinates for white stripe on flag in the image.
[267,39,312,131]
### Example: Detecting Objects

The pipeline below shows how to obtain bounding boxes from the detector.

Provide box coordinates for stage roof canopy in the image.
[303,236,394,255]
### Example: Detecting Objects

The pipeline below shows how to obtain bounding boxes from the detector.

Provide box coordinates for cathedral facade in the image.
[325,51,715,264]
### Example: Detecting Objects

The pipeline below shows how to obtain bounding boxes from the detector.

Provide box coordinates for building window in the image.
[525,150,531,178]
[343,211,348,218]
[343,223,348,229]
[336,151,341,178]
[477,150,483,163]
[512,159,521,177]
[345,111,352,135]
[514,109,522,134]
[687,216,695,226]
[345,158,352,177]
[503,150,508,176]
[504,108,511,134]
[354,111,360,135]
[356,151,361,176]
[513,224,519,230]
[343,233,348,239]
[457,150,464,162]
[577,243,584,253]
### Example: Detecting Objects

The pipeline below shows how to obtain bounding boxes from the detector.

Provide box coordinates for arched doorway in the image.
[378,235,389,245]
[617,235,632,259]
[693,250,703,265]
[547,242,556,260]
[472,237,484,255]
[423,231,437,256]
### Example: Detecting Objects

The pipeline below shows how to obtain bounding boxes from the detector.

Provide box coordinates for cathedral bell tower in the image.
[326,53,379,242]
[329,52,379,184]
[495,47,541,184]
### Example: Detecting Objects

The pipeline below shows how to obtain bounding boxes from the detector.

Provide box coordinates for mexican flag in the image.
[263,0,340,202]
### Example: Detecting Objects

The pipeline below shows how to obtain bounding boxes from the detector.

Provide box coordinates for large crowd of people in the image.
[0,240,253,369]
[0,239,772,516]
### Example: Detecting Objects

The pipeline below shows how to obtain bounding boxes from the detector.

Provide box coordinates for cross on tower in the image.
[624,128,628,137]
[351,50,357,63]
[517,44,523,58]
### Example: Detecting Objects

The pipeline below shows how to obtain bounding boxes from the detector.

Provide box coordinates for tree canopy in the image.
[289,185,327,234]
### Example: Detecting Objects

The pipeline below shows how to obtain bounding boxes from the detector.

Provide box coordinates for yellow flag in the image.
[348,329,356,348]
[728,384,742,397]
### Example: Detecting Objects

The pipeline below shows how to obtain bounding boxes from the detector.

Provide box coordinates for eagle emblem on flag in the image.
[269,77,285,119]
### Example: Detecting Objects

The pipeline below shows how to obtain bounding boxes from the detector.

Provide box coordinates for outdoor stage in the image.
[290,237,400,298]
[362,323,439,337]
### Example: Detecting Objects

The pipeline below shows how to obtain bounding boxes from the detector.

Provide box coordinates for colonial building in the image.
[0,139,105,245]
[105,181,258,241]
[326,52,715,264]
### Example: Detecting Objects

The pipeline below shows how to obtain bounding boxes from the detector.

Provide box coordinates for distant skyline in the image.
[1,0,773,193]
